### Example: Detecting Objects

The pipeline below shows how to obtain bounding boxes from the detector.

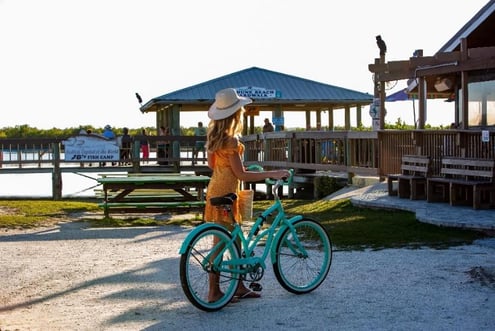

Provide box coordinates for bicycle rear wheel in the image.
[273,218,332,294]
[179,226,241,311]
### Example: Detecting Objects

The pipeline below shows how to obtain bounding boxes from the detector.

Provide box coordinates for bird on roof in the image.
[376,35,387,56]
[135,92,143,105]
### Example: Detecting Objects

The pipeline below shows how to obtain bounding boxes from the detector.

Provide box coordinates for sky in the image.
[0,0,490,131]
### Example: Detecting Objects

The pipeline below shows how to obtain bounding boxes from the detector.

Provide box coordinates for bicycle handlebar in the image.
[268,169,294,196]
[246,165,293,197]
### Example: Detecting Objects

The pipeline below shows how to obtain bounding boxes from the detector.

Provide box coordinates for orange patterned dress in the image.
[204,142,244,228]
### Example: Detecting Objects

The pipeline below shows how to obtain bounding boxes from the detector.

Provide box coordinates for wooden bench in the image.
[98,201,206,216]
[387,155,431,200]
[427,157,495,209]
[94,188,199,202]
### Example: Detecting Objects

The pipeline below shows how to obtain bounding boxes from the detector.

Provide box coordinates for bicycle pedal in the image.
[249,282,262,292]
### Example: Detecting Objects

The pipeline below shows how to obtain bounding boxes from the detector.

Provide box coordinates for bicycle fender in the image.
[270,215,304,262]
[178,223,228,254]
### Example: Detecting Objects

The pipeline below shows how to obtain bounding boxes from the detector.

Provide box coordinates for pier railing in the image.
[241,131,379,176]
[1,130,493,198]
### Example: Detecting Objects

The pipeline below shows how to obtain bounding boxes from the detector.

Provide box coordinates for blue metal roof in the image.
[141,67,372,112]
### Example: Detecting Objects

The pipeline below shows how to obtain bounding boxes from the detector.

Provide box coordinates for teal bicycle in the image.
[179,171,332,311]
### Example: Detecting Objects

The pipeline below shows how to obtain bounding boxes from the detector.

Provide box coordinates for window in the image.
[467,80,495,127]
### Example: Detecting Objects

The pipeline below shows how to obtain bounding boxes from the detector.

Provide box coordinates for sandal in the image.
[237,290,261,299]
[208,295,241,303]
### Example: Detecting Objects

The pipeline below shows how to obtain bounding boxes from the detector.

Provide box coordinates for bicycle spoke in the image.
[273,219,332,294]
[180,227,241,311]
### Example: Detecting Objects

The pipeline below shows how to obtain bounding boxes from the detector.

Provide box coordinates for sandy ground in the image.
[0,220,494,331]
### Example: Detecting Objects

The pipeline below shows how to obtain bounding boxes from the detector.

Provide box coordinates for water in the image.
[0,172,100,198]
[0,171,289,199]
[0,150,150,198]
[0,151,285,198]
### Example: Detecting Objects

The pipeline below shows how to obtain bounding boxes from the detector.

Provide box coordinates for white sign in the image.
[62,135,120,161]
[481,130,490,142]
[236,86,281,99]
[372,119,381,131]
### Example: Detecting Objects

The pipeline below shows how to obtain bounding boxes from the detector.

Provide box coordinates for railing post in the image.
[51,142,62,200]
[287,133,294,163]
[173,140,180,172]
[131,140,141,172]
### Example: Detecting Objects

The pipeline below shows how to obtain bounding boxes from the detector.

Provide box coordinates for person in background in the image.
[101,125,116,166]
[157,126,170,165]
[260,118,275,159]
[119,127,132,165]
[262,118,274,133]
[192,121,207,164]
[140,128,150,164]
[102,125,116,139]
[205,88,290,303]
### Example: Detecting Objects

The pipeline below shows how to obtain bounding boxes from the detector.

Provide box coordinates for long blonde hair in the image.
[206,107,244,152]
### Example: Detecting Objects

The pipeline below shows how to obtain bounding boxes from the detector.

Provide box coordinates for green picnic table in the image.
[96,174,210,217]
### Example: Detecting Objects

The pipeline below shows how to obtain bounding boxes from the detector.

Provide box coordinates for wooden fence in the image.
[1,130,493,198]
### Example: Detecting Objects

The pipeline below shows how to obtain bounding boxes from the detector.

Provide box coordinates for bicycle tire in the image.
[179,226,241,311]
[273,218,332,294]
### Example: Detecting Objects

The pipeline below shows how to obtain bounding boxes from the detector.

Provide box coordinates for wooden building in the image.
[369,0,495,131]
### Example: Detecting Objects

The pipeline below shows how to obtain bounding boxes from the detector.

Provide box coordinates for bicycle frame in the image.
[179,175,308,278]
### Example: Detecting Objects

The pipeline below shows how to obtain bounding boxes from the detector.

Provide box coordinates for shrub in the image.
[313,176,345,199]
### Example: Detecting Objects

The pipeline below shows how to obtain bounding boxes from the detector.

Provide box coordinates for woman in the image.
[140,128,149,163]
[192,121,207,164]
[205,88,290,303]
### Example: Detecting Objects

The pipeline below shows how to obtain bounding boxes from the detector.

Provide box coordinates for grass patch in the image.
[253,199,488,250]
[0,198,488,250]
[0,200,100,228]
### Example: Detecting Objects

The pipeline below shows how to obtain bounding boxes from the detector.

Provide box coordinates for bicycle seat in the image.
[210,193,237,206]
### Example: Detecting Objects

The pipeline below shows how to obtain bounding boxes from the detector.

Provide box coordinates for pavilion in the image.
[139,67,373,134]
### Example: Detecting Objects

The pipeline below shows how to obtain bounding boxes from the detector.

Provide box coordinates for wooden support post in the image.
[51,143,62,200]
[418,76,426,129]
[345,105,351,130]
[328,106,334,130]
[461,38,469,129]
[356,104,362,127]
[379,54,386,130]
[316,109,322,130]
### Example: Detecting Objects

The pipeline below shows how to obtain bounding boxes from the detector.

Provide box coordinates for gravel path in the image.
[0,221,494,331]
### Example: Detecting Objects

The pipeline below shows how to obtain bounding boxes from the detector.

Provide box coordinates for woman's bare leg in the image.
[208,235,223,302]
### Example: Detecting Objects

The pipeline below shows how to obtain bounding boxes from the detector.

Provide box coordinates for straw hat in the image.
[208,88,252,120]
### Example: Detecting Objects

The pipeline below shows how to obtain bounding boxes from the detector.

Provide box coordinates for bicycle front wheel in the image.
[179,226,241,312]
[273,218,332,294]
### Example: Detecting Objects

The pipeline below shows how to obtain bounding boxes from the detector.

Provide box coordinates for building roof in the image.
[370,0,495,97]
[438,0,495,53]
[140,67,373,113]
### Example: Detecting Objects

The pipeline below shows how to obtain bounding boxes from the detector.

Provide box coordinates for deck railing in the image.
[377,130,495,177]
[241,131,379,176]
[1,130,493,198]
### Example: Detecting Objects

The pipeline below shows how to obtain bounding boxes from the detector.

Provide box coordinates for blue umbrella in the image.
[386,88,413,102]
[386,88,417,128]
